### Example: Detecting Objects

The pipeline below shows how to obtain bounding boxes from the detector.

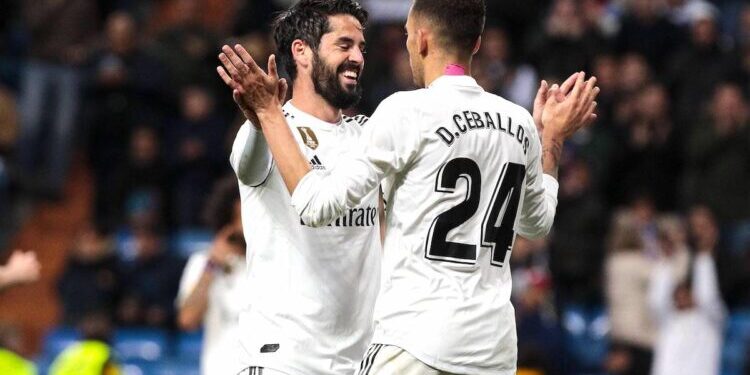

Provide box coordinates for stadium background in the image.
[1,0,750,374]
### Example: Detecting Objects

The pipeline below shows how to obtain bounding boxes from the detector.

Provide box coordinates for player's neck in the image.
[290,80,342,124]
[423,55,472,87]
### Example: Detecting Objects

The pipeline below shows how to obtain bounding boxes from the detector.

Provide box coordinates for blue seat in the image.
[175,331,203,362]
[722,310,750,375]
[42,327,80,357]
[126,360,200,375]
[171,228,213,258]
[561,305,609,373]
[114,329,169,362]
[115,229,138,261]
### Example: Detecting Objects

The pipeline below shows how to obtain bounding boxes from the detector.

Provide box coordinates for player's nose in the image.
[348,48,365,65]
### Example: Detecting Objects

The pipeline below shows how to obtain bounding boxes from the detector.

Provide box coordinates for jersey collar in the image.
[284,101,343,131]
[428,75,483,90]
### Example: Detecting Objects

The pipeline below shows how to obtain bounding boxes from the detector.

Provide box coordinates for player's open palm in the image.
[217,45,287,126]
[541,72,599,140]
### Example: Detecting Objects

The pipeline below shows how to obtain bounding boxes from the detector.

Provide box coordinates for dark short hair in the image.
[412,0,486,56]
[203,175,240,232]
[272,0,368,82]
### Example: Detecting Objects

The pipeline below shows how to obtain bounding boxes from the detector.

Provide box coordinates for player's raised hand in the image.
[541,72,599,141]
[533,72,580,136]
[217,45,285,125]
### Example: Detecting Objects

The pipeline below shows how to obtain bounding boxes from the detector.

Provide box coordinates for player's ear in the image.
[472,36,482,56]
[417,29,429,56]
[292,39,311,70]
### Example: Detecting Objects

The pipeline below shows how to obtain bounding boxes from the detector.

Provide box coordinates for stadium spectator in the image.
[111,126,168,229]
[117,225,184,328]
[512,238,564,375]
[0,323,36,375]
[610,83,682,210]
[684,83,750,229]
[85,11,166,226]
[668,6,737,126]
[476,26,538,110]
[176,176,246,374]
[649,232,725,375]
[698,203,750,308]
[605,211,655,375]
[16,0,98,199]
[48,312,121,375]
[0,250,40,292]
[166,85,229,227]
[616,0,685,71]
[549,158,606,306]
[527,0,604,80]
[57,224,121,325]
[152,0,221,92]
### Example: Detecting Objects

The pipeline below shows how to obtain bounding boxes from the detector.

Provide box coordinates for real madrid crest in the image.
[296,127,319,150]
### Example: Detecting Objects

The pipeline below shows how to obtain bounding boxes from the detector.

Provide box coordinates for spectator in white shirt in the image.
[176,177,248,375]
[649,230,725,375]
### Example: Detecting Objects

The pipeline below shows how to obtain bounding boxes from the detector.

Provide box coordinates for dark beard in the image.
[312,53,362,109]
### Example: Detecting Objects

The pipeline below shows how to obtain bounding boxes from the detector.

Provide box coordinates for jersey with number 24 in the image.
[291,75,560,375]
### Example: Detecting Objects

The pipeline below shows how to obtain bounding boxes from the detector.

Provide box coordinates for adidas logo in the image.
[309,155,325,170]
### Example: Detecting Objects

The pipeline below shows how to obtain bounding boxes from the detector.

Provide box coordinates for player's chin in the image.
[339,81,360,94]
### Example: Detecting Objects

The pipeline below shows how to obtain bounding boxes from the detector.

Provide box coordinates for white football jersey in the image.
[291,76,559,375]
[230,102,381,375]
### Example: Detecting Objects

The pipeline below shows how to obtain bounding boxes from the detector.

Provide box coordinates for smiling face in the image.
[310,14,366,109]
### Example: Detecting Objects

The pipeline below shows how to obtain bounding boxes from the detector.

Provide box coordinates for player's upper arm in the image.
[230,121,273,187]
[517,114,558,239]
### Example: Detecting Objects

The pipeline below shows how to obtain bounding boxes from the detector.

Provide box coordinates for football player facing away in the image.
[217,1,384,374]
[220,0,598,374]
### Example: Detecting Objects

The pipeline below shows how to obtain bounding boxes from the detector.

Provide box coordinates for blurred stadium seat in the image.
[114,329,168,362]
[123,359,200,375]
[41,327,80,358]
[561,305,610,373]
[722,310,750,375]
[175,330,203,364]
[170,229,213,258]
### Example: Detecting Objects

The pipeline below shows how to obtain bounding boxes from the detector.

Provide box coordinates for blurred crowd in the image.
[2,0,750,374]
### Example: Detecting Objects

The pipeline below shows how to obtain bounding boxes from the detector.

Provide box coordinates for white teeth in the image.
[343,71,358,79]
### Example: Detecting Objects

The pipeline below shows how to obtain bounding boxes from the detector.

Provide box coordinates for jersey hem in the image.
[371,338,517,375]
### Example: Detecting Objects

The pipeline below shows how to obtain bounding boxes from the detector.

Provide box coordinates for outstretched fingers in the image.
[233,44,263,75]
[581,76,598,104]
[217,66,245,93]
[569,71,587,100]
[268,54,279,81]
[219,52,243,83]
[584,101,598,125]
[223,45,249,75]
[559,72,579,96]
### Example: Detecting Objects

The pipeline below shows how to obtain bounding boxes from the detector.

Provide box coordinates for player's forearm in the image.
[541,135,564,179]
[233,123,273,186]
[257,107,312,194]
[177,272,214,331]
